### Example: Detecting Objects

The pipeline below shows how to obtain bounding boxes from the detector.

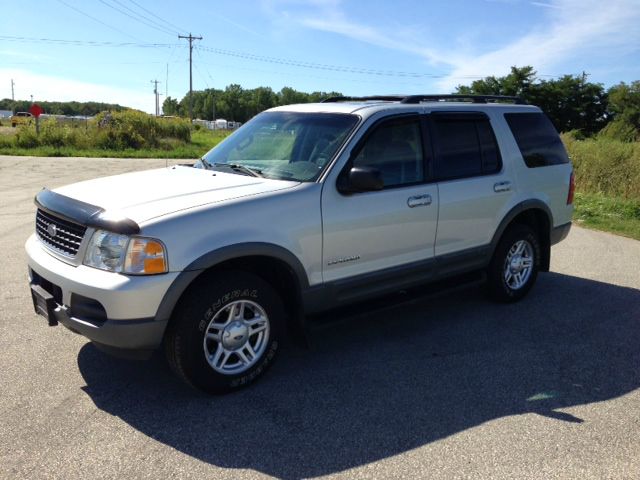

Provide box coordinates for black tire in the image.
[486,224,541,303]
[164,270,284,394]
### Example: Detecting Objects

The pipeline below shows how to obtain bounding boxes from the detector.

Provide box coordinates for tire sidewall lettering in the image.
[198,288,260,333]
[229,340,279,388]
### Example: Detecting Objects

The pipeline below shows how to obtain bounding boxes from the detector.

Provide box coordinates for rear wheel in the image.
[164,270,284,394]
[486,224,541,302]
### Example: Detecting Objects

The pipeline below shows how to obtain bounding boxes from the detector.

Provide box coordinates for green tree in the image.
[456,66,608,135]
[602,81,640,141]
[457,66,537,97]
[162,97,180,116]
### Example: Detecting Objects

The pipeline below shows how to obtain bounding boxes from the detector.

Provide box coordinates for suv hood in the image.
[53,166,299,224]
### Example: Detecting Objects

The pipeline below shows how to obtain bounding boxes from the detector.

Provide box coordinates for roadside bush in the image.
[94,110,191,147]
[563,134,640,200]
[15,126,39,148]
[598,120,639,142]
[0,135,13,148]
[40,119,67,148]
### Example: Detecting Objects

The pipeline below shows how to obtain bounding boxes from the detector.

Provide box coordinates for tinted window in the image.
[432,115,501,180]
[353,116,424,188]
[505,112,570,168]
[477,121,500,172]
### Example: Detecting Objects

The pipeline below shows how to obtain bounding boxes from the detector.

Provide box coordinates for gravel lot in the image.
[1,155,639,480]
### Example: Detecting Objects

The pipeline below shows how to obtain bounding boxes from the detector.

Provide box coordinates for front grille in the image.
[36,209,87,257]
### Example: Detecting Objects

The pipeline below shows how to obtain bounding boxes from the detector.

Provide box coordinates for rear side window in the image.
[431,114,502,181]
[505,112,570,168]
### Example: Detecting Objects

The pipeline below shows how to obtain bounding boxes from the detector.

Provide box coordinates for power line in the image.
[128,0,187,35]
[0,33,512,81]
[0,35,176,48]
[96,0,178,36]
[194,45,215,87]
[111,0,182,34]
[54,0,141,41]
[195,45,449,79]
[1,34,559,82]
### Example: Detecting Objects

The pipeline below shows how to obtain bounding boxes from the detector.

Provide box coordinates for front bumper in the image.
[26,234,180,350]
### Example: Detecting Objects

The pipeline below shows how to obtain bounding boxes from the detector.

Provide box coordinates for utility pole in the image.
[11,79,15,114]
[151,79,161,116]
[178,33,202,121]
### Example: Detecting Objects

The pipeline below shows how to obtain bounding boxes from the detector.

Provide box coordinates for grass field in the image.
[572,192,640,240]
[0,127,229,159]
[563,135,640,240]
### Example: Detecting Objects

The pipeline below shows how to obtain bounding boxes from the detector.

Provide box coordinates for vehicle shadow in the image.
[77,272,640,479]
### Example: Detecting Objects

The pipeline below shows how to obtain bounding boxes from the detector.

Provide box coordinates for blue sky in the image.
[2,0,639,113]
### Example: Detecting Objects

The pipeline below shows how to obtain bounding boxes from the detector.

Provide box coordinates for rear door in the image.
[429,111,515,257]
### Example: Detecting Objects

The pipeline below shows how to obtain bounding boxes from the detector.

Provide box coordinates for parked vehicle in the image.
[26,95,573,393]
[11,111,34,127]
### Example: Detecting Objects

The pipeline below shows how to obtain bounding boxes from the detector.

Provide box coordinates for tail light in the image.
[567,171,575,205]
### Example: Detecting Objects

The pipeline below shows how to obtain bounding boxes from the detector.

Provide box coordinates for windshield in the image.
[200,111,359,182]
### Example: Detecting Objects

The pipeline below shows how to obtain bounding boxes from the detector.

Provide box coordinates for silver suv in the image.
[26,95,574,393]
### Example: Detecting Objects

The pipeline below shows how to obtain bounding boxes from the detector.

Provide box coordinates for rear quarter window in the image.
[505,112,569,168]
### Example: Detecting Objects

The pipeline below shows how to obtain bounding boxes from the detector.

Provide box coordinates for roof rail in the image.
[400,94,526,104]
[321,95,406,103]
[321,94,526,105]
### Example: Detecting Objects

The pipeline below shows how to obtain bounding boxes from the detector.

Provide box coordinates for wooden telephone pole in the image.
[178,33,202,121]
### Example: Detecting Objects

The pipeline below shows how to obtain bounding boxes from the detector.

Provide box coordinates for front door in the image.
[321,114,438,283]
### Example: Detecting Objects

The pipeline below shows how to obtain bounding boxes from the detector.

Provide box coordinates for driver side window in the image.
[353,116,424,188]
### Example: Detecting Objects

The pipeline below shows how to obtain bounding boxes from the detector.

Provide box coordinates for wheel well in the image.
[192,255,307,344]
[508,208,551,271]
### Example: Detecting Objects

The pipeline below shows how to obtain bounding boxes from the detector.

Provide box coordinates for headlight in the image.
[83,230,168,275]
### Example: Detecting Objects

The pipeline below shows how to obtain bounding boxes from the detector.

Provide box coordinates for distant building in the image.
[0,110,12,119]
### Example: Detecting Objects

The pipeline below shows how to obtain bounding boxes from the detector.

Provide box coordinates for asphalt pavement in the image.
[1,155,639,479]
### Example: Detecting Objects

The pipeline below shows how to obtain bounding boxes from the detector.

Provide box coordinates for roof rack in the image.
[401,94,526,104]
[321,94,526,105]
[321,95,406,103]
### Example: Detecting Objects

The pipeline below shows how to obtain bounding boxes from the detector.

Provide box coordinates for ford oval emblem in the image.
[47,223,57,238]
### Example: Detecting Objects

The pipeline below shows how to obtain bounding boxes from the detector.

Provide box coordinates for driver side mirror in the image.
[337,166,384,194]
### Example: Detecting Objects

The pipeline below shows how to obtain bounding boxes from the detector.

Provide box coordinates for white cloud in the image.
[436,0,640,91]
[0,69,153,113]
[529,1,562,9]
[267,0,640,91]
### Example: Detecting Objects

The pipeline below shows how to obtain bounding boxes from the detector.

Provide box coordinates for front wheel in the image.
[164,270,284,394]
[486,224,541,303]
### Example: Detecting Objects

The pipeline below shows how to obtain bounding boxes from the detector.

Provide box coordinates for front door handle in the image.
[494,181,511,193]
[407,194,432,208]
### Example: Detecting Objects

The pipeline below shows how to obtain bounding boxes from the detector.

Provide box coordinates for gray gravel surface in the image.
[1,155,639,480]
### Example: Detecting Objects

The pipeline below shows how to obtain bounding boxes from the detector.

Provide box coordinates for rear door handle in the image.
[407,194,432,208]
[494,181,511,193]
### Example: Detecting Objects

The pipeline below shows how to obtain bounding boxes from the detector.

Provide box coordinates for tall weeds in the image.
[562,134,640,200]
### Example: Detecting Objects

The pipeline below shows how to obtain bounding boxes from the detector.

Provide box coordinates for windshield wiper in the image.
[211,162,263,177]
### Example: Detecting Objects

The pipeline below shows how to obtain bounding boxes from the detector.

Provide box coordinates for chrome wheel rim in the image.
[203,300,270,375]
[503,239,534,290]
